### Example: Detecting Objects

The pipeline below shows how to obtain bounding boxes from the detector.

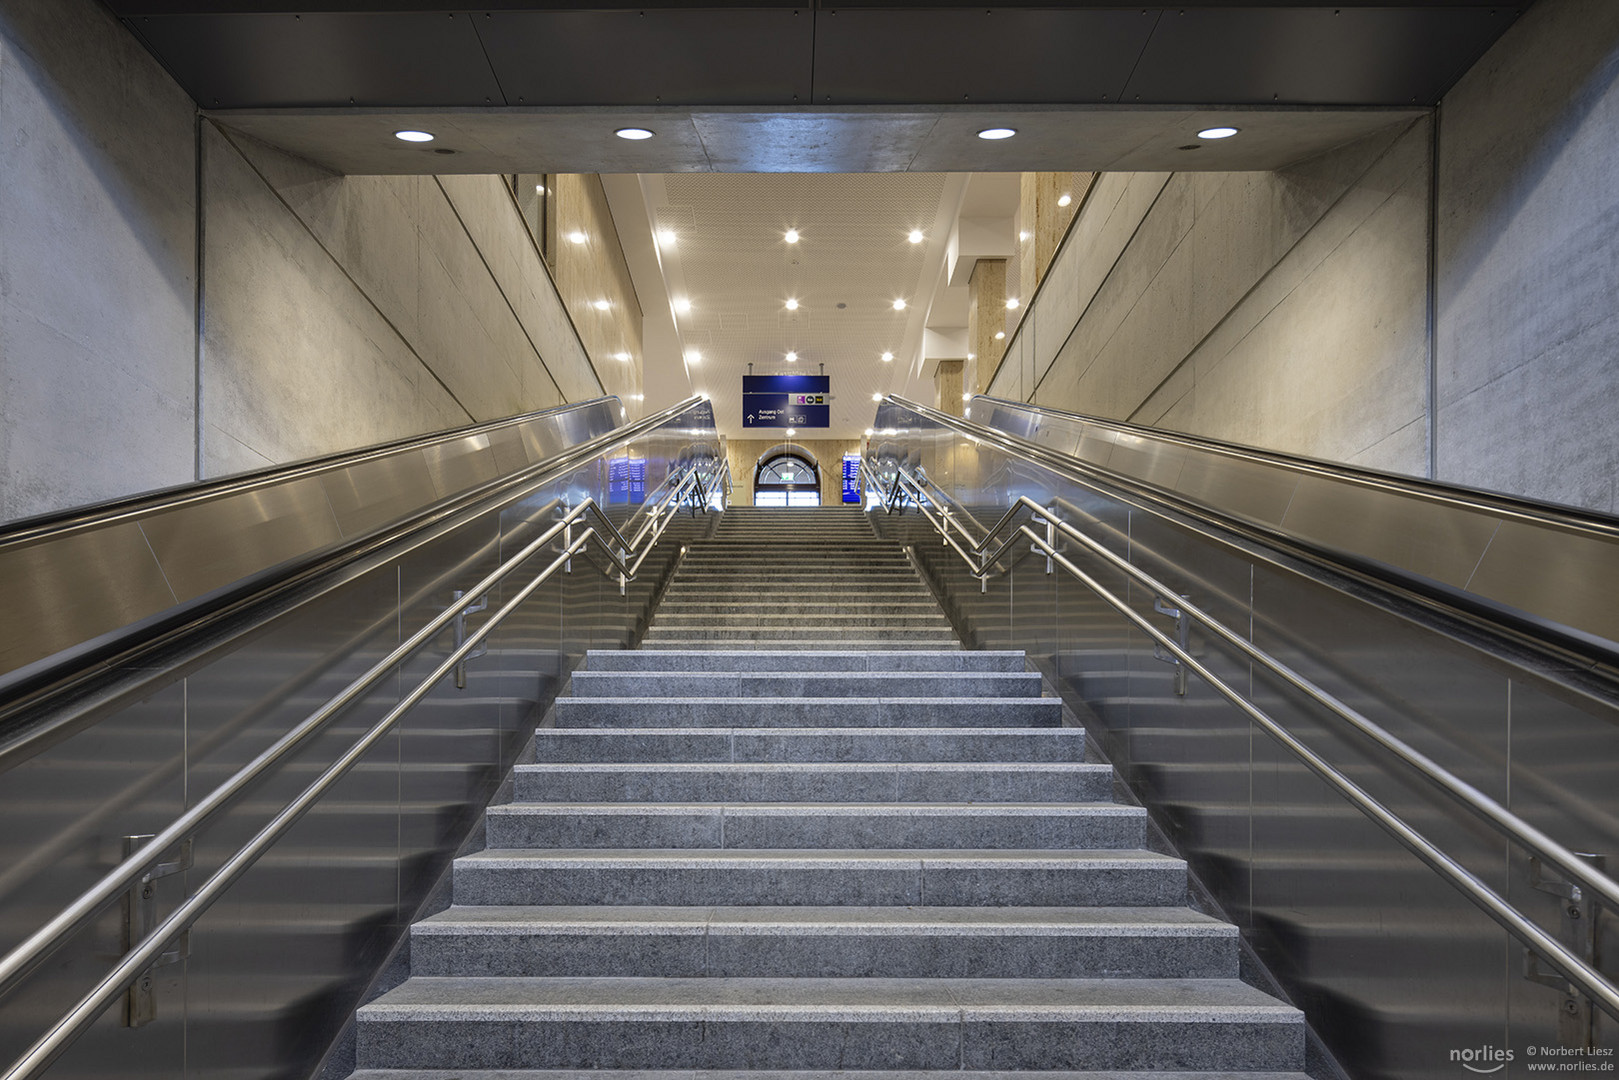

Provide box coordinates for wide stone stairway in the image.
[350,506,1306,1078]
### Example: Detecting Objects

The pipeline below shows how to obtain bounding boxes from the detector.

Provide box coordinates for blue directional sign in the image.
[743,374,830,429]
[842,453,861,504]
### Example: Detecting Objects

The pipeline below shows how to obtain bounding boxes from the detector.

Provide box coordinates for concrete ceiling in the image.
[215,105,1426,176]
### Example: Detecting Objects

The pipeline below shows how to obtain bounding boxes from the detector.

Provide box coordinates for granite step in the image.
[354,976,1303,1071]
[452,848,1188,907]
[509,762,1112,803]
[409,905,1239,979]
[485,801,1145,849]
[567,672,1040,698]
[582,650,1020,673]
[552,696,1060,728]
[530,727,1088,764]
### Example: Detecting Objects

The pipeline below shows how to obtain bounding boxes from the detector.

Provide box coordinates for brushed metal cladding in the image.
[319,447,440,539]
[0,524,176,680]
[977,395,1619,649]
[138,476,347,602]
[0,397,721,1080]
[0,398,622,682]
[1468,520,1619,646]
[420,432,500,500]
[868,397,1619,1074]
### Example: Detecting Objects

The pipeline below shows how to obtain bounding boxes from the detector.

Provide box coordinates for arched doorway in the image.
[753,450,821,507]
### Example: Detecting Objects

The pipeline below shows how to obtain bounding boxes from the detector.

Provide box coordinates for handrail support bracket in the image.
[1152,595,1191,696]
[1527,852,1604,1048]
[120,836,192,1028]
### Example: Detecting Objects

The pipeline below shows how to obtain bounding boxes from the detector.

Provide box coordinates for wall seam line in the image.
[1122,117,1426,425]
[1028,174,1173,402]
[194,108,206,481]
[1427,105,1441,480]
[435,176,568,404]
[496,178,606,398]
[208,122,476,424]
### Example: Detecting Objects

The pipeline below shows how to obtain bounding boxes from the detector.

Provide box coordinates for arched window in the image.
[753,451,821,507]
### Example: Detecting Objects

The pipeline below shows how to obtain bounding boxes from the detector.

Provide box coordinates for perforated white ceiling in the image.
[643,172,958,439]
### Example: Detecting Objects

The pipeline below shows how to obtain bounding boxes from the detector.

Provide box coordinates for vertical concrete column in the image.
[934,360,966,416]
[966,259,1007,395]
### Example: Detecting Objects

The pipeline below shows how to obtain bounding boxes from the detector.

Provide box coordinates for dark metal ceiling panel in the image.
[129,12,505,107]
[477,9,813,106]
[116,4,1523,111]
[811,9,1155,105]
[1121,6,1516,106]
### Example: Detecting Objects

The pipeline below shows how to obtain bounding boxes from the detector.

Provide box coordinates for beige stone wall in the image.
[548,174,645,420]
[989,120,1433,478]
[725,437,864,507]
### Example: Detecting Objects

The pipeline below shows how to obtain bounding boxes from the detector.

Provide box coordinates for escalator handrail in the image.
[972,394,1619,541]
[0,396,620,549]
[0,452,718,1054]
[870,455,1619,1020]
[0,397,713,760]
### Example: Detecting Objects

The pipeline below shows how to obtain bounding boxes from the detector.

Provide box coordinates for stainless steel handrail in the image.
[0,452,720,1078]
[1,523,593,1080]
[0,397,710,767]
[868,454,1619,1019]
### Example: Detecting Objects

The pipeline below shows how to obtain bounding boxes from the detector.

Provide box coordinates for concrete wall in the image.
[0,0,198,520]
[988,117,1434,478]
[989,0,1619,515]
[0,0,618,523]
[1435,0,1619,513]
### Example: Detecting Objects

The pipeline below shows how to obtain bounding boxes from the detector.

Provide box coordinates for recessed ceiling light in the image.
[881,351,894,362]
[1198,126,1240,140]
[568,231,587,244]
[657,229,676,247]
[784,229,800,244]
[785,298,799,311]
[673,298,691,313]
[593,299,610,311]
[786,351,798,362]
[615,127,655,140]
[908,229,924,244]
[892,299,907,311]
[1006,298,1020,310]
[1057,193,1072,207]
[977,127,1017,140]
[871,393,883,402]
[535,184,546,194]
[685,349,702,364]
[865,428,875,437]
[394,130,434,143]
[614,352,631,361]
[994,331,1006,340]
[786,428,796,437]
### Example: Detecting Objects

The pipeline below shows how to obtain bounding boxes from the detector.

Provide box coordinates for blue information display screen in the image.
[607,457,647,505]
[743,374,830,429]
[842,453,860,504]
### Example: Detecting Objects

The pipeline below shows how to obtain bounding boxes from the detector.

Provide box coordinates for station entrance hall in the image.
[2,3,1619,1080]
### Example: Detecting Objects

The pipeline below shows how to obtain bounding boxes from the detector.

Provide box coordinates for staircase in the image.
[349,507,1306,1078]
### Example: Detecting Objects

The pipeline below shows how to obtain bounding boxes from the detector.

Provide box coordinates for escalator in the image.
[6,386,1619,1080]
[0,396,726,1080]
[864,394,1619,1077]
